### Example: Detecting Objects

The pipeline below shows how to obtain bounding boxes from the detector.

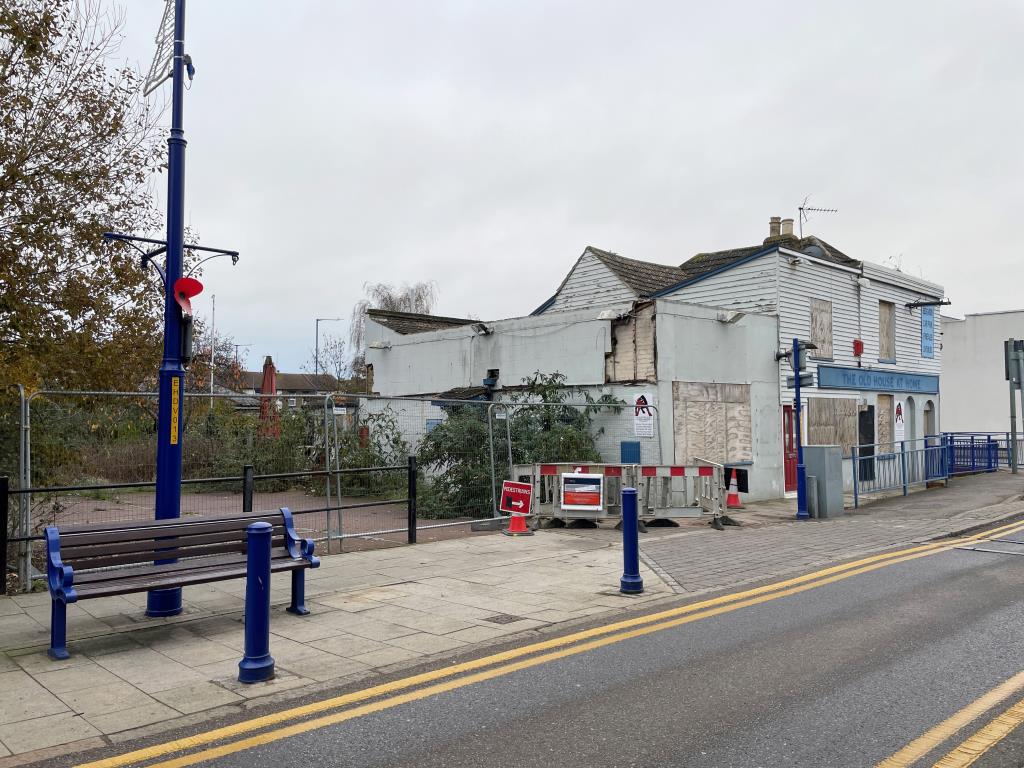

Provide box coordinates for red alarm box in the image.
[853,339,865,357]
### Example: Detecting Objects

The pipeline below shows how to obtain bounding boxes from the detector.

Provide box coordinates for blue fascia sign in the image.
[817,365,939,394]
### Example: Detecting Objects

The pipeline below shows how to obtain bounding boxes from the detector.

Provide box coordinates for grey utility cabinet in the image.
[803,445,844,519]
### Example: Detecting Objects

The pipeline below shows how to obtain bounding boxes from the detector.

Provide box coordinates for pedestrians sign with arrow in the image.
[499,480,533,516]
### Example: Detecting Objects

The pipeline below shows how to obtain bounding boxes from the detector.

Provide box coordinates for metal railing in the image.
[851,433,1004,507]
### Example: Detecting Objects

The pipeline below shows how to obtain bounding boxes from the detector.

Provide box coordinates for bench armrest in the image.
[280,507,320,568]
[45,527,77,602]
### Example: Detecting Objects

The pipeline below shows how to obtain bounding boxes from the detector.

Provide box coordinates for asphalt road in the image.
[79,527,1024,768]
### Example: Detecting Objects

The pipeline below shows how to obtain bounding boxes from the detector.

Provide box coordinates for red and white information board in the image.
[560,473,604,511]
[499,480,533,516]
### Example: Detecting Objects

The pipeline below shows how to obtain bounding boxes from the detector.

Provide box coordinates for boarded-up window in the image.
[879,301,895,360]
[672,382,752,465]
[807,398,858,453]
[810,299,833,358]
[877,394,893,452]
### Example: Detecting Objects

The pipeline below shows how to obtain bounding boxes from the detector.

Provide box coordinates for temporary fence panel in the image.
[514,461,724,524]
[494,400,663,507]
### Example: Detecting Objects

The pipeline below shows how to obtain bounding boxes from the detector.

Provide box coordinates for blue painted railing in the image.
[851,437,951,507]
[851,433,1011,507]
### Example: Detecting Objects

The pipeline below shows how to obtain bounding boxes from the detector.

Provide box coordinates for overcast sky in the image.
[113,0,1023,373]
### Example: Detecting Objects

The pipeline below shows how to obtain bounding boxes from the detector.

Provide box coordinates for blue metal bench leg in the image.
[49,600,70,660]
[286,569,309,616]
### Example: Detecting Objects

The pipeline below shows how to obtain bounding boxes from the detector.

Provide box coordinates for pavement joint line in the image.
[74,518,1024,768]
[931,694,1024,767]
[876,669,1024,767]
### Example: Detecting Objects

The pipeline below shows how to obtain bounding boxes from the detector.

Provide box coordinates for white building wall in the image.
[660,252,778,314]
[858,262,943,378]
[545,251,636,313]
[941,311,1024,432]
[653,299,784,500]
[776,252,863,397]
[366,307,624,396]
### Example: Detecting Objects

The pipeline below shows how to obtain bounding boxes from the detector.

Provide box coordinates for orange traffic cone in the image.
[503,510,534,537]
[725,468,744,510]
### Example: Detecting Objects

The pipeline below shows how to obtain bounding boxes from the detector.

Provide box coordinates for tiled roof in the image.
[367,309,476,335]
[586,247,687,297]
[677,235,860,282]
[240,371,341,393]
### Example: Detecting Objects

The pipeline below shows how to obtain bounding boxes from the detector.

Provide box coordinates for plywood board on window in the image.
[877,394,893,452]
[879,301,895,360]
[810,298,833,358]
[726,402,753,461]
[672,382,751,464]
[807,397,858,453]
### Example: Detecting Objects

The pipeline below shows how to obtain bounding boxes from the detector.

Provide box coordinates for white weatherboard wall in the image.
[942,311,1024,432]
[545,251,636,313]
[662,251,778,314]
[653,299,784,500]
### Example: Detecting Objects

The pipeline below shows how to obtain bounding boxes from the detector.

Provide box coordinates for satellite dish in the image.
[173,277,203,316]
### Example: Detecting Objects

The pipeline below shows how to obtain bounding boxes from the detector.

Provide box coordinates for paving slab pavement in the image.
[0,530,670,764]
[0,470,1020,765]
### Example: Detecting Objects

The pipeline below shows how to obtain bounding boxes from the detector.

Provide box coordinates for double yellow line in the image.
[80,517,1024,768]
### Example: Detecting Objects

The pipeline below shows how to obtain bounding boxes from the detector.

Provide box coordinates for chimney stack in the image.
[780,218,794,237]
[769,216,781,237]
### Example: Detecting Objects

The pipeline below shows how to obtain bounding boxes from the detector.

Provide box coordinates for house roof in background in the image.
[367,309,477,335]
[240,371,340,392]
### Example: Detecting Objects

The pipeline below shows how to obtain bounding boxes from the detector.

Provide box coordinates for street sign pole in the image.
[148,0,188,617]
[794,337,809,520]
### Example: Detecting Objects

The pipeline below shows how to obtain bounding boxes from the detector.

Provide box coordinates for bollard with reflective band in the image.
[620,487,644,594]
[238,521,275,683]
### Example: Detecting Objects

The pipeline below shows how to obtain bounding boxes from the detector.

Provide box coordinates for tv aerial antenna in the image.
[143,0,194,97]
[798,196,838,238]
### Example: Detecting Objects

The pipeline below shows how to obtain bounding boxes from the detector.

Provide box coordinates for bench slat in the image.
[66,539,292,572]
[58,513,287,546]
[74,559,307,599]
[62,529,286,562]
[71,549,297,585]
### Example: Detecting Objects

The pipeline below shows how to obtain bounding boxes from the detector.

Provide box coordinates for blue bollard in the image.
[620,488,644,594]
[238,521,275,683]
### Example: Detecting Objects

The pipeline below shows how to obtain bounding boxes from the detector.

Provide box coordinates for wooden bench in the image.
[44,508,319,659]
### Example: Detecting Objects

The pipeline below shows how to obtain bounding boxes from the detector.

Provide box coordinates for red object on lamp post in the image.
[173,277,203,316]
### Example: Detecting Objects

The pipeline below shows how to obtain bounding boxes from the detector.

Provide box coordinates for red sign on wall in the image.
[499,481,533,515]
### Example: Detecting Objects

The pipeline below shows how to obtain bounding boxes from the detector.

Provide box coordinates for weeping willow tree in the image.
[348,281,438,378]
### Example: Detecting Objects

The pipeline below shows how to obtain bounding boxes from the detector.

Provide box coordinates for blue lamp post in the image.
[145,0,189,617]
[104,0,238,617]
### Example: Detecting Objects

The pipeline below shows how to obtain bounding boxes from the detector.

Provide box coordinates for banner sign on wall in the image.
[633,393,654,438]
[894,399,906,443]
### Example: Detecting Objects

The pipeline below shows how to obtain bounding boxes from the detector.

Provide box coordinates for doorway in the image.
[858,405,876,481]
[783,406,797,492]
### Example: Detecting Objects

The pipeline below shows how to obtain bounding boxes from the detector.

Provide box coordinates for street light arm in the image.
[186,251,240,277]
